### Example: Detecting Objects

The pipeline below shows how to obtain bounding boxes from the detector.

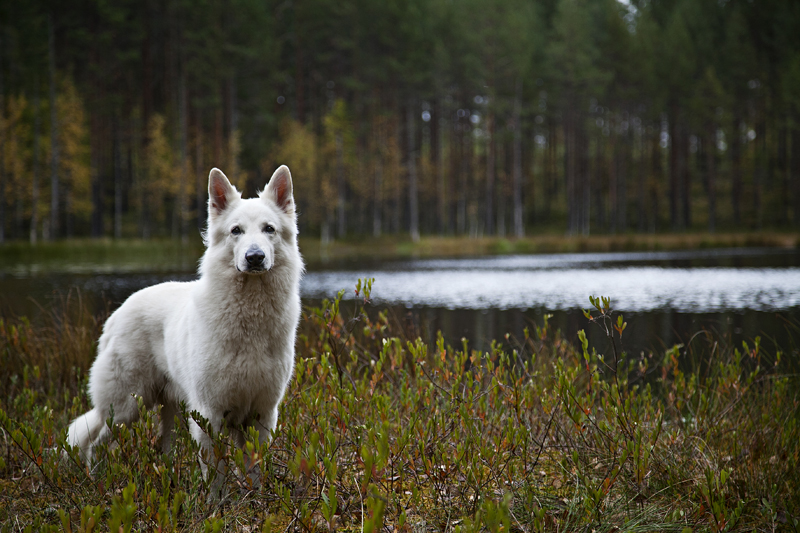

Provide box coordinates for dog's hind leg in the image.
[67,392,140,464]
[67,408,105,463]
[160,401,178,454]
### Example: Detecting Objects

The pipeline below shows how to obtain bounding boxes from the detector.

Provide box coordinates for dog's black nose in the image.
[245,247,266,267]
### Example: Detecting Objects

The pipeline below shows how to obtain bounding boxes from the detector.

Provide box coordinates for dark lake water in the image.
[2,247,799,358]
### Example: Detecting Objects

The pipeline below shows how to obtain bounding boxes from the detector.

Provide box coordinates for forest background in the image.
[2,0,800,245]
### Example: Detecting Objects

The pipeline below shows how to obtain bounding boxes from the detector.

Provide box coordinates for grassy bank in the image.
[1,284,798,531]
[0,238,206,275]
[302,231,800,266]
[0,231,798,273]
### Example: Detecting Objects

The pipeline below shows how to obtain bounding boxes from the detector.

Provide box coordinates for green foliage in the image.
[1,283,799,530]
[56,76,92,225]
[4,0,800,240]
[269,119,320,225]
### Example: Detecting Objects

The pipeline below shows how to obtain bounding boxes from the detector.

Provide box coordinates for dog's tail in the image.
[67,409,104,461]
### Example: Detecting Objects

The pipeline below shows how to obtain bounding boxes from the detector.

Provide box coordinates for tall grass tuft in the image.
[1,290,103,400]
[1,281,798,531]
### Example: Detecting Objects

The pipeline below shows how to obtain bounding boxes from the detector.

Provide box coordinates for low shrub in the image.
[1,280,798,531]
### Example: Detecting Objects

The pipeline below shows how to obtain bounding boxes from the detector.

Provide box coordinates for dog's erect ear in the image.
[208,168,239,216]
[262,165,294,214]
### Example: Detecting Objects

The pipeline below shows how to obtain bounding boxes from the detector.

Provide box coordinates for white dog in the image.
[68,166,303,480]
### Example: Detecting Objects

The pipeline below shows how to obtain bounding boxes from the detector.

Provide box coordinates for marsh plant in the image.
[1,281,798,532]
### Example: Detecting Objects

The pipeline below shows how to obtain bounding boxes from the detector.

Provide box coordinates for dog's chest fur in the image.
[187,268,299,415]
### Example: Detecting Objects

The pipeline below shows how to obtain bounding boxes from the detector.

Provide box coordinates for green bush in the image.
[1,281,798,531]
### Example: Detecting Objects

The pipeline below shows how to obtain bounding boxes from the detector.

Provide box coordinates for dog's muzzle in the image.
[244,246,267,271]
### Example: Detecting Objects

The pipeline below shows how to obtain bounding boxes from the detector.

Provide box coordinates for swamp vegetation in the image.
[1,280,798,531]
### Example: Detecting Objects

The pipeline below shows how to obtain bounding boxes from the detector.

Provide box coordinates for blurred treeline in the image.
[1,0,800,243]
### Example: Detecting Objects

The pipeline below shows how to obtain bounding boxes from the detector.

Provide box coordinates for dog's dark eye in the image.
[231,226,242,235]
[263,225,275,234]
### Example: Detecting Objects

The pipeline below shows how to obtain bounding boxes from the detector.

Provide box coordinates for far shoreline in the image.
[303,231,800,266]
[0,231,797,272]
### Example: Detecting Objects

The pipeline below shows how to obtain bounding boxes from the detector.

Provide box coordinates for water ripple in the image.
[302,266,800,312]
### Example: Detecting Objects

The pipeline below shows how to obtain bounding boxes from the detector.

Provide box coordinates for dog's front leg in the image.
[189,410,227,500]
[242,405,278,488]
[257,405,278,443]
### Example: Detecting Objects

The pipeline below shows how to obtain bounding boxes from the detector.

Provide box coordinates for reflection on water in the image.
[1,247,798,356]
[301,248,800,355]
[304,248,800,312]
[304,266,800,312]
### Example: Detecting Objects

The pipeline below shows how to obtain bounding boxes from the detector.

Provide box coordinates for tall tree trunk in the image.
[295,0,305,124]
[0,30,5,244]
[174,0,187,238]
[139,1,152,240]
[580,126,590,235]
[754,116,765,229]
[126,146,133,236]
[441,99,452,234]
[730,114,742,226]
[15,191,23,239]
[617,118,629,232]
[497,141,506,237]
[30,85,41,244]
[90,36,104,239]
[543,118,556,219]
[460,113,471,236]
[609,118,618,233]
[65,178,73,238]
[142,0,153,143]
[680,123,691,229]
[431,98,443,234]
[48,13,59,240]
[407,99,419,242]
[196,109,205,231]
[454,117,463,235]
[565,106,576,235]
[779,124,789,225]
[114,118,123,238]
[650,121,662,233]
[792,124,800,227]
[594,131,606,230]
[455,111,465,234]
[527,119,536,228]
[669,105,679,230]
[139,159,148,239]
[336,132,345,238]
[214,108,222,166]
[512,78,524,237]
[706,122,716,233]
[356,147,366,235]
[179,69,188,242]
[468,131,478,238]
[138,117,149,240]
[91,114,104,238]
[637,120,646,232]
[373,131,383,237]
[432,98,445,235]
[227,77,238,178]
[321,218,331,244]
[485,111,495,235]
